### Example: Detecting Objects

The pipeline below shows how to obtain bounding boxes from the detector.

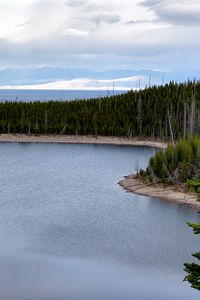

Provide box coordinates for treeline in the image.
[142,136,200,184]
[0,80,200,139]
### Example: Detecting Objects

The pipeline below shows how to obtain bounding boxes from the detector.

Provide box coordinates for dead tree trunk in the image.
[183,102,187,139]
[167,108,175,145]
[190,85,196,135]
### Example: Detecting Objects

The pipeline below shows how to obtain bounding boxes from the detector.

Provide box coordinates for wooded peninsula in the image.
[0,81,199,140]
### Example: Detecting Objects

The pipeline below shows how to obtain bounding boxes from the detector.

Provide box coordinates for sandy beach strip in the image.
[0,134,167,149]
[118,176,200,210]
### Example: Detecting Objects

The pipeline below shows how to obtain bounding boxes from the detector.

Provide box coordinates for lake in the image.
[0,143,199,300]
[0,89,126,102]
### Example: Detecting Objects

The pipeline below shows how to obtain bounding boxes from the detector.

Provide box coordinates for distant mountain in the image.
[0,67,199,88]
[0,76,147,90]
[0,68,161,86]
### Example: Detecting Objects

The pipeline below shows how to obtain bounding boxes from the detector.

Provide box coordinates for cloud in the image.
[0,0,199,72]
[141,0,200,25]
[15,22,31,28]
[92,14,121,25]
[125,19,155,25]
[61,28,89,37]
[65,0,86,7]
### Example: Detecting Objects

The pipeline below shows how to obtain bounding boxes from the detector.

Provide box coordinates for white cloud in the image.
[0,0,37,6]
[141,0,200,25]
[0,0,199,71]
[61,28,89,37]
[92,14,121,25]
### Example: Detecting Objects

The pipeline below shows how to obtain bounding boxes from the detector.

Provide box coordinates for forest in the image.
[0,80,199,139]
[140,136,200,185]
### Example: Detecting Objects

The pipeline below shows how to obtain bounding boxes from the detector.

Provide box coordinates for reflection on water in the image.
[0,143,199,299]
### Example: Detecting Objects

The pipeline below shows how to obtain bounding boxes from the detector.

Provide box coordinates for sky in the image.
[0,0,200,72]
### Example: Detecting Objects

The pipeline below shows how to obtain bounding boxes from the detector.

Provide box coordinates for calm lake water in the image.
[0,89,126,102]
[0,143,199,300]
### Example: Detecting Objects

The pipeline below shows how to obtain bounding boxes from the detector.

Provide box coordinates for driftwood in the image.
[127,174,185,194]
[128,180,162,192]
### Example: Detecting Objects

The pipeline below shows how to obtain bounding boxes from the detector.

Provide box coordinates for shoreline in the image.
[0,134,167,149]
[118,176,200,210]
[2,133,198,210]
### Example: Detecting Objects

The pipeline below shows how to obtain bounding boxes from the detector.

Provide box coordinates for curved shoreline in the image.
[118,176,200,210]
[2,133,198,210]
[0,134,167,148]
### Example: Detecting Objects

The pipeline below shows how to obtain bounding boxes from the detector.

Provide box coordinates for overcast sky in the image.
[0,0,200,71]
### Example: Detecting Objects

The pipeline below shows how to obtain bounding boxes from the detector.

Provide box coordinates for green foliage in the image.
[0,81,200,139]
[187,222,200,234]
[184,262,200,290]
[138,169,148,178]
[187,179,200,190]
[184,181,200,291]
[184,222,200,291]
[147,136,200,184]
[187,179,200,202]
[187,179,199,188]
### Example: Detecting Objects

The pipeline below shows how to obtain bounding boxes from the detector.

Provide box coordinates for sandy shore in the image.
[0,134,167,148]
[118,176,200,210]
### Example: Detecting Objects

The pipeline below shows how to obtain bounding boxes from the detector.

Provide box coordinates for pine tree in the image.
[184,180,200,291]
[184,222,200,290]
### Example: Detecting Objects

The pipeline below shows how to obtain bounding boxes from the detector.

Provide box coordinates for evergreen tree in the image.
[144,136,200,184]
[0,81,199,139]
[184,222,200,290]
[184,180,200,291]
